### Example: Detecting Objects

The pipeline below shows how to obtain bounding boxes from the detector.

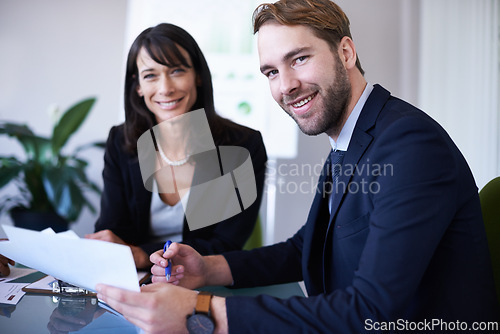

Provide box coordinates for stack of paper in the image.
[0,225,140,293]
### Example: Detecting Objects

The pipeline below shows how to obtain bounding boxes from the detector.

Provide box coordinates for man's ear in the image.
[338,36,357,70]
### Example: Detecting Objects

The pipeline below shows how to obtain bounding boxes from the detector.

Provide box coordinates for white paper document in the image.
[0,267,37,283]
[0,283,27,305]
[24,274,58,292]
[0,225,140,293]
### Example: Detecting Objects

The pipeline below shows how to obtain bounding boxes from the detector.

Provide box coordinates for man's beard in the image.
[282,59,351,136]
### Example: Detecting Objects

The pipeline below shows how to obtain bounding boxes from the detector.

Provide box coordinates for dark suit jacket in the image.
[94,121,267,257]
[224,85,499,333]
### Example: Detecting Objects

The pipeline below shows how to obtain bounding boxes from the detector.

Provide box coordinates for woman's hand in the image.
[85,230,151,269]
[85,230,126,244]
[0,254,15,277]
[0,239,15,277]
[129,245,152,269]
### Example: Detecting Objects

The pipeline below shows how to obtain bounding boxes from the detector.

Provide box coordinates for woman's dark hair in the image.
[123,23,235,153]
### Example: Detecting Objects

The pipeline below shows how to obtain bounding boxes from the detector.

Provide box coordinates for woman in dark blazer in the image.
[86,23,267,269]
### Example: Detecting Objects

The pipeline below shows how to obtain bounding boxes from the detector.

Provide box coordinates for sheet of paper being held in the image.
[0,225,140,293]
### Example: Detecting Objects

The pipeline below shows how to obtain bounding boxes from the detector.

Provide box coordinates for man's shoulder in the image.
[365,85,439,133]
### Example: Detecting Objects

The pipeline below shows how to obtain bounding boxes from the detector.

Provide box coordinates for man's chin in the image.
[283,107,328,136]
[296,122,325,136]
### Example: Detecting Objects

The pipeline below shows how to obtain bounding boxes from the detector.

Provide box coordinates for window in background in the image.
[418,0,500,189]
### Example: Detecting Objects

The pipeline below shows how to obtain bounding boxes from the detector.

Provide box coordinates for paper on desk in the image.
[0,282,27,305]
[0,225,140,293]
[0,267,37,283]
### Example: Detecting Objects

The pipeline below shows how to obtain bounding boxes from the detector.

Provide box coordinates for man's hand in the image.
[150,242,207,289]
[96,283,198,334]
[150,242,233,289]
[96,283,228,334]
[85,230,151,269]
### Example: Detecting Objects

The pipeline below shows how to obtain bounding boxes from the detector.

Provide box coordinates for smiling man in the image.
[258,22,353,138]
[96,1,499,333]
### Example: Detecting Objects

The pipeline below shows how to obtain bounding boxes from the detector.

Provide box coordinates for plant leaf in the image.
[0,123,52,163]
[52,97,96,155]
[0,157,23,189]
[23,161,52,211]
[0,122,34,136]
[42,164,94,222]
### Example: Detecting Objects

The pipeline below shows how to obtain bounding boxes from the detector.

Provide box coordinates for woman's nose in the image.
[158,75,174,95]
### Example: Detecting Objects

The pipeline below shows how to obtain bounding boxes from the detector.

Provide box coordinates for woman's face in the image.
[136,46,198,123]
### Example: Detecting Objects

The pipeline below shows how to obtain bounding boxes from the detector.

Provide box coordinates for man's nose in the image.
[279,70,299,95]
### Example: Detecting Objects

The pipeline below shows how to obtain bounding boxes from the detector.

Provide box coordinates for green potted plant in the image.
[0,97,104,232]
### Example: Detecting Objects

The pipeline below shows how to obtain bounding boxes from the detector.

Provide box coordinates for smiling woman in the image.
[135,45,199,124]
[85,23,267,270]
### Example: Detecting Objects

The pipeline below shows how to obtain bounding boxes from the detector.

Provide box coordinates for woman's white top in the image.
[149,182,189,243]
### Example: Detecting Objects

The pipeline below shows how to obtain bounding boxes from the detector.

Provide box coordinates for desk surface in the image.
[0,272,304,334]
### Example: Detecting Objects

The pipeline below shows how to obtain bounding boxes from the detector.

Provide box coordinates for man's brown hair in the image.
[253,0,364,75]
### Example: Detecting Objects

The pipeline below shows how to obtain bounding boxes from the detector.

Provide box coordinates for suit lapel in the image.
[294,85,394,295]
[327,84,391,229]
[321,84,392,292]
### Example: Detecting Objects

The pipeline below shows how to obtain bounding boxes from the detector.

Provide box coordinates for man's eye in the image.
[295,56,308,64]
[266,70,278,78]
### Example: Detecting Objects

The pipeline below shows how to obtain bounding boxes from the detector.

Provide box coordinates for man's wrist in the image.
[211,296,228,334]
[204,255,233,287]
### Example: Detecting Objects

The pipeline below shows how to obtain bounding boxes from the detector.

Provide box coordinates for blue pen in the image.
[163,240,172,281]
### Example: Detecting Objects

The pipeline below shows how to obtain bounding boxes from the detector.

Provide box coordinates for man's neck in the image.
[327,78,367,141]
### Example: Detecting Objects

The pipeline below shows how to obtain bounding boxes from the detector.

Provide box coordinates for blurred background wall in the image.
[0,0,498,243]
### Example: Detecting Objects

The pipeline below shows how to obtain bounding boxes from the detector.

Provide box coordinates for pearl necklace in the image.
[157,142,190,167]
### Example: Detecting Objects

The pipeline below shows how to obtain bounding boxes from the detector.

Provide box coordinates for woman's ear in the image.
[136,85,143,97]
[196,74,202,86]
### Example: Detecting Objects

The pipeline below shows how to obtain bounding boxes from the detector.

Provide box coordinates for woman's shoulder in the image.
[215,118,267,166]
[107,123,126,138]
[105,123,133,156]
[216,118,263,145]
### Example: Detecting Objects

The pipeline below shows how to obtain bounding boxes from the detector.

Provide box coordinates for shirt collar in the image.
[329,83,373,151]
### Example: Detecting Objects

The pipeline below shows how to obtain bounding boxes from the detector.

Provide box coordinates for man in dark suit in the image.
[96,0,499,333]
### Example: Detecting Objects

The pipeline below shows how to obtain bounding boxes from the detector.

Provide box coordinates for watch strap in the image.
[195,291,213,314]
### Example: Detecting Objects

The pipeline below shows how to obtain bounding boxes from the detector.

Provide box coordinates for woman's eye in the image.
[143,74,155,80]
[171,68,186,75]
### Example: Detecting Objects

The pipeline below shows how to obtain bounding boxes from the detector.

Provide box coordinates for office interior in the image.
[0,0,498,244]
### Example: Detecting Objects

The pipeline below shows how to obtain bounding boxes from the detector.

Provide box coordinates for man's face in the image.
[258,23,351,137]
